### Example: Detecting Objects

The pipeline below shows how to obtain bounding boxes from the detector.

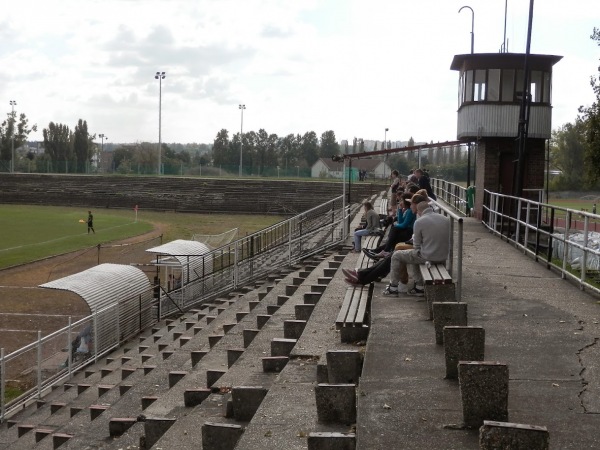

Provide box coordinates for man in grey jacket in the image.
[383,201,450,296]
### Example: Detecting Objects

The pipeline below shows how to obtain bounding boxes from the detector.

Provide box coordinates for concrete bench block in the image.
[206,315,216,324]
[426,284,456,320]
[243,329,260,348]
[257,315,271,329]
[143,365,156,375]
[277,295,290,306]
[98,384,114,397]
[328,260,342,268]
[85,369,95,377]
[232,386,268,421]
[207,369,227,387]
[167,324,176,331]
[217,307,226,315]
[318,276,333,285]
[271,338,297,357]
[77,384,91,395]
[236,312,248,322]
[479,420,549,450]
[304,292,322,305]
[202,422,243,450]
[121,356,132,364]
[266,304,280,315]
[444,326,485,379]
[459,361,509,428]
[17,424,34,437]
[144,417,177,449]
[333,254,346,262]
[185,321,195,330]
[141,354,153,363]
[193,326,203,335]
[162,351,174,360]
[432,302,468,345]
[315,384,357,424]
[36,400,46,409]
[262,356,289,372]
[51,402,66,414]
[227,348,245,368]
[299,270,312,278]
[311,284,328,293]
[52,432,73,449]
[223,323,236,333]
[169,371,187,388]
[307,432,357,450]
[258,291,268,300]
[70,406,83,417]
[295,304,315,321]
[248,300,260,311]
[184,388,211,407]
[153,335,162,342]
[323,267,338,277]
[191,350,208,367]
[326,350,363,384]
[109,418,137,437]
[119,384,132,396]
[158,343,168,351]
[286,285,298,296]
[284,320,308,339]
[100,368,113,379]
[142,396,158,410]
[173,331,183,340]
[180,336,191,347]
[90,405,108,420]
[209,334,224,348]
[317,363,329,383]
[63,383,74,392]
[293,276,305,286]
[138,344,149,352]
[35,428,52,443]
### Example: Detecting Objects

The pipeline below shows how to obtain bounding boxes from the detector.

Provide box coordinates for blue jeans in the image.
[353,229,371,251]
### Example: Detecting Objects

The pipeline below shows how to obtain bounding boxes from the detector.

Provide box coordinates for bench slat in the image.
[345,287,362,324]
[420,263,453,285]
[335,288,355,327]
[354,287,370,324]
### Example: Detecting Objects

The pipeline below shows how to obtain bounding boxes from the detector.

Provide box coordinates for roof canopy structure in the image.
[40,263,153,313]
[146,239,212,282]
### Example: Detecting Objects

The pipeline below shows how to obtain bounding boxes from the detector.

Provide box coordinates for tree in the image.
[319,130,340,158]
[0,111,37,169]
[113,145,134,170]
[73,119,93,173]
[550,121,587,189]
[212,129,231,167]
[300,131,319,167]
[579,28,600,185]
[408,136,415,147]
[43,122,73,172]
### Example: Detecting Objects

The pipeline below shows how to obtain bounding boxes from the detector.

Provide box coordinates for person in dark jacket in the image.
[415,169,436,200]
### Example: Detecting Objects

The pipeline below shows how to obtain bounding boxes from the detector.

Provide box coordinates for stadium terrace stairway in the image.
[0,174,386,215]
[0,250,360,450]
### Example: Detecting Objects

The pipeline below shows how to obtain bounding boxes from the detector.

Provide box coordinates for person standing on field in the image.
[87,210,95,234]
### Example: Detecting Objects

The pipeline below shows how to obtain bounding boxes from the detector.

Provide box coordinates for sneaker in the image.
[342,268,358,280]
[344,277,362,287]
[406,286,425,297]
[382,284,399,296]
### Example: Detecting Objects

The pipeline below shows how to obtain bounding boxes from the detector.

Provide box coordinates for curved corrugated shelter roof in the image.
[146,239,212,282]
[40,263,153,312]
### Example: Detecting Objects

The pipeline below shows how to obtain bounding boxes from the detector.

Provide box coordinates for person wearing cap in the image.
[383,200,450,296]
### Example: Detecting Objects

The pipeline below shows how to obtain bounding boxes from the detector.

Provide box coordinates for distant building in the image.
[311,158,392,179]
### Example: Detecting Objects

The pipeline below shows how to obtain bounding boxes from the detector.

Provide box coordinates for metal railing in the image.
[1,195,350,421]
[429,199,464,301]
[432,178,470,217]
[482,190,600,295]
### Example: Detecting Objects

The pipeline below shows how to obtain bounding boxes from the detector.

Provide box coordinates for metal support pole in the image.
[1,347,5,421]
[239,104,246,177]
[36,331,42,398]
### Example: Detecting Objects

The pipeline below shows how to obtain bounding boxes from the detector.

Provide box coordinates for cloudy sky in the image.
[2,0,599,147]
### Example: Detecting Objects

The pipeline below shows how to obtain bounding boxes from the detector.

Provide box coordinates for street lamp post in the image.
[239,104,246,177]
[155,71,166,175]
[458,6,475,54]
[9,100,16,173]
[99,134,107,171]
[383,127,389,178]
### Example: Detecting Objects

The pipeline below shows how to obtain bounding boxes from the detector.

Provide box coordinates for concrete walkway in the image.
[357,217,600,449]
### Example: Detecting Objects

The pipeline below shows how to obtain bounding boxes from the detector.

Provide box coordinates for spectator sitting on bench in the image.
[383,200,450,296]
[365,193,427,259]
[343,241,413,287]
[353,201,380,252]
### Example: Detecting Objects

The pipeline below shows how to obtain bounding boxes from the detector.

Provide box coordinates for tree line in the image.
[551,28,600,190]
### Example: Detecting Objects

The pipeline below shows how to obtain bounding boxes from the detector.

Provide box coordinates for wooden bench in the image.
[335,284,373,343]
[419,262,456,320]
[419,262,453,286]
